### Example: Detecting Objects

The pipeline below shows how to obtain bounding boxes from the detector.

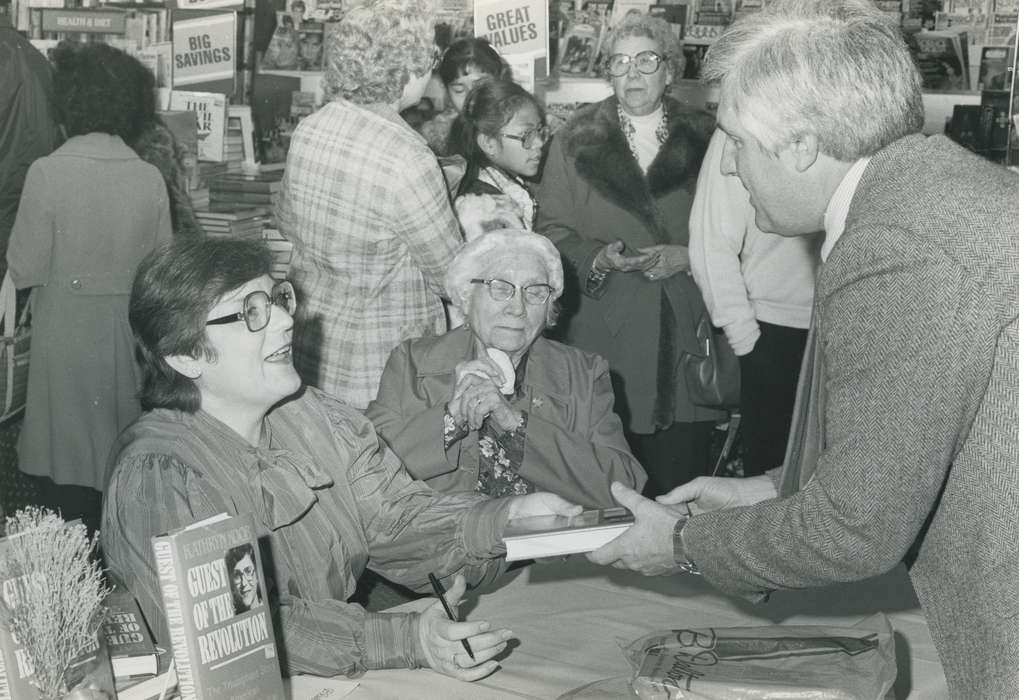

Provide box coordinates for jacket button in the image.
[70,279,82,289]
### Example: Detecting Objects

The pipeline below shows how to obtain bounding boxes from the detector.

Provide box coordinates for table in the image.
[346,559,948,700]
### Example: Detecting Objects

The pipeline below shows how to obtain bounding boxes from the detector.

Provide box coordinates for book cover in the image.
[169,90,228,162]
[503,506,634,561]
[649,3,687,39]
[978,45,1012,90]
[151,512,285,700]
[103,588,158,679]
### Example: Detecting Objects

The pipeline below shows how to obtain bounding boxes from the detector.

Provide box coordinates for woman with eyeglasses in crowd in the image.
[535,13,725,497]
[366,229,645,507]
[449,78,550,238]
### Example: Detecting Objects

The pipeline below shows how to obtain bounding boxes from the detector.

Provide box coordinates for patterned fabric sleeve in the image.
[387,148,463,297]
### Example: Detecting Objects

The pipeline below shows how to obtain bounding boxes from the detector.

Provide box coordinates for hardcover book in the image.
[151,512,285,700]
[103,587,159,679]
[503,506,634,561]
[168,90,228,162]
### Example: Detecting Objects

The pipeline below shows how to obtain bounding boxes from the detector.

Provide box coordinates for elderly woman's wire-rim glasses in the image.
[471,278,554,305]
[501,125,551,149]
[206,280,297,333]
[607,50,665,77]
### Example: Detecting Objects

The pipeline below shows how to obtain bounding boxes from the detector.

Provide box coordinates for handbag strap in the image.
[0,273,15,338]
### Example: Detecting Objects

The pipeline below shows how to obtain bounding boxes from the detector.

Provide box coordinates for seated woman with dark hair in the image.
[102,237,579,680]
[366,229,645,507]
[8,41,172,533]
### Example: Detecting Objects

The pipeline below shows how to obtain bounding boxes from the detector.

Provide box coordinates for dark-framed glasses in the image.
[471,278,555,305]
[501,125,551,150]
[607,50,665,77]
[206,280,297,333]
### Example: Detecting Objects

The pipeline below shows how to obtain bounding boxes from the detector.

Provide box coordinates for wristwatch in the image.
[673,516,701,575]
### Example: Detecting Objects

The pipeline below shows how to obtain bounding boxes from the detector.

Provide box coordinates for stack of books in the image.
[263,227,294,280]
[208,170,283,211]
[103,586,180,700]
[195,209,271,239]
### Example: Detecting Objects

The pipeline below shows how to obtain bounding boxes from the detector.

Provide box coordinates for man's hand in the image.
[418,574,512,681]
[594,240,659,273]
[657,475,777,515]
[506,492,583,521]
[587,482,682,576]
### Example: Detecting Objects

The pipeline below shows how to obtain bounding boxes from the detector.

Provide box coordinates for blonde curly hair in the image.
[322,0,438,105]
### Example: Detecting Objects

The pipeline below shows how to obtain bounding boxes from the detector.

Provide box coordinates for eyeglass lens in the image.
[609,51,663,76]
[476,278,553,304]
[244,281,296,332]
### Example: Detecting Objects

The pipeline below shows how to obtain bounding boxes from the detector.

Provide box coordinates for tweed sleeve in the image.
[683,227,988,595]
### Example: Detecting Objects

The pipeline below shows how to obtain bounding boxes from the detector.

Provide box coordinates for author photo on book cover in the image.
[587,0,1019,697]
[226,543,263,615]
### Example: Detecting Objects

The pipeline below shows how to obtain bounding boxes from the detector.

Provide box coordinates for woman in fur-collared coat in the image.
[535,14,726,496]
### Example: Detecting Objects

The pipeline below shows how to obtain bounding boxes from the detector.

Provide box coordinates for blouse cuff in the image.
[463,497,512,556]
[362,611,425,670]
[443,408,469,449]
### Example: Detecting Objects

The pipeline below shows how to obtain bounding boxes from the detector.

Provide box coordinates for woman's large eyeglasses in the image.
[471,278,554,305]
[206,280,297,333]
[501,125,551,150]
[607,50,665,77]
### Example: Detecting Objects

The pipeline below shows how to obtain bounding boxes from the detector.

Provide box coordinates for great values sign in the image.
[172,12,236,88]
[473,0,546,55]
[473,0,548,92]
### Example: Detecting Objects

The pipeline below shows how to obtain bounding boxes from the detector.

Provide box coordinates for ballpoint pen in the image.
[427,573,475,660]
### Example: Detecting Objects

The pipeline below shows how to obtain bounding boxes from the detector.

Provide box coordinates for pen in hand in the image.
[427,573,475,661]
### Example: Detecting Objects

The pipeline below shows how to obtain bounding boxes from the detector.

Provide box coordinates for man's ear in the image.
[165,354,202,380]
[789,132,820,172]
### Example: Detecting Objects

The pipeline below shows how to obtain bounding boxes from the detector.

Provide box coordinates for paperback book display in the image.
[503,506,634,561]
[151,512,285,700]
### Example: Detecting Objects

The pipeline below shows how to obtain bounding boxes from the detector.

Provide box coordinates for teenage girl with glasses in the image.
[449,78,549,239]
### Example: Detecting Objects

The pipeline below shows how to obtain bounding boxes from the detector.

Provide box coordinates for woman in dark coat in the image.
[535,13,726,496]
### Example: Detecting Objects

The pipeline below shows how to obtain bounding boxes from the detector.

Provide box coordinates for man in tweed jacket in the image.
[589,0,1019,696]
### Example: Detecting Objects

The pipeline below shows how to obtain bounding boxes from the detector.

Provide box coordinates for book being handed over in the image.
[503,506,634,561]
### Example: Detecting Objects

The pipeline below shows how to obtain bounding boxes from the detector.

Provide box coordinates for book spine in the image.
[153,537,198,700]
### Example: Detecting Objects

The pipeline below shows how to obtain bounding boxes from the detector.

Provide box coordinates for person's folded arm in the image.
[689,129,759,356]
[683,229,989,596]
[518,354,647,508]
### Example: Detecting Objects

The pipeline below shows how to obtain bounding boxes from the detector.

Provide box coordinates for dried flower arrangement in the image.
[0,507,110,700]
